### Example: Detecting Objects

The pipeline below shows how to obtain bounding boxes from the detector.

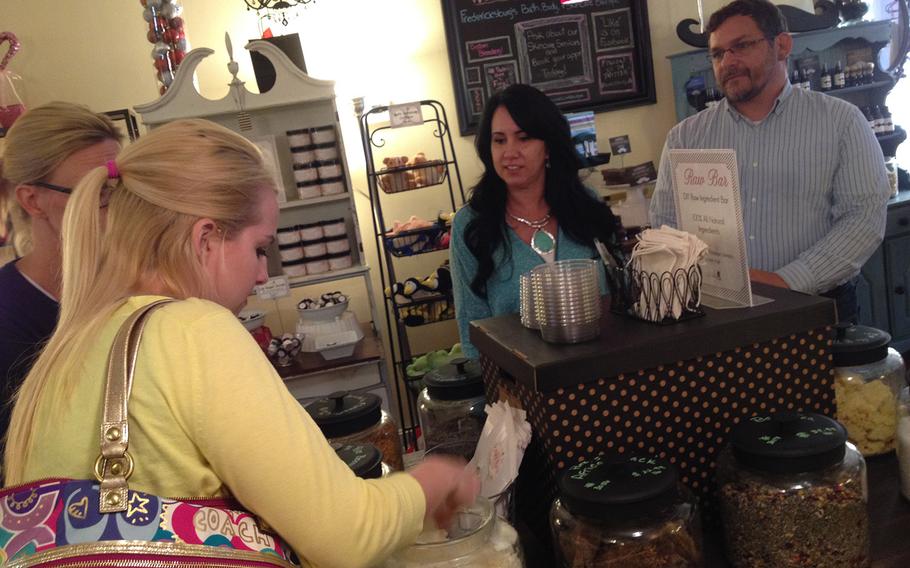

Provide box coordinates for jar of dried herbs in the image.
[305,391,404,471]
[418,358,486,452]
[717,412,869,568]
[550,455,703,567]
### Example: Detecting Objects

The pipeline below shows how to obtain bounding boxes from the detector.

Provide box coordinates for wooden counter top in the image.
[470,283,837,392]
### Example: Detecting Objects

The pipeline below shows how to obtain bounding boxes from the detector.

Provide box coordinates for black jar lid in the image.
[305,391,381,438]
[290,144,318,152]
[277,225,298,234]
[293,162,318,171]
[424,358,484,400]
[321,218,345,225]
[326,251,352,260]
[335,443,383,479]
[278,242,302,250]
[313,142,336,149]
[320,175,345,184]
[296,179,321,188]
[730,412,847,474]
[323,234,349,243]
[832,323,891,367]
[557,455,679,520]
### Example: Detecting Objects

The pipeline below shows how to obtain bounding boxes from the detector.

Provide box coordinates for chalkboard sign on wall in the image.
[442,0,656,136]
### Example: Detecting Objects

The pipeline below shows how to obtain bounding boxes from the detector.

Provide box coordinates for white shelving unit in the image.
[133,38,390,411]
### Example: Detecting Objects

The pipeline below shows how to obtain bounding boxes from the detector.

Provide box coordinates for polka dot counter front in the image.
[482,326,836,535]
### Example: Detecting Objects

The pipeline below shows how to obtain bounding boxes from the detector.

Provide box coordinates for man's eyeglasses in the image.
[29,181,72,195]
[708,36,771,63]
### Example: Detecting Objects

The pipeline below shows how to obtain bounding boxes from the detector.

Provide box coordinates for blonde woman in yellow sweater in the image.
[4,119,478,568]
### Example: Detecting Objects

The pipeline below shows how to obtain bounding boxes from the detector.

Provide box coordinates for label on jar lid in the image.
[558,455,678,520]
[731,412,847,474]
[305,391,382,438]
[335,443,383,479]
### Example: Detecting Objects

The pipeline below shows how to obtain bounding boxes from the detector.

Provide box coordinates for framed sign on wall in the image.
[442,0,657,136]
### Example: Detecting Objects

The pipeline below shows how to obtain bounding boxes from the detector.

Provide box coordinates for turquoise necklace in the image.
[508,212,555,256]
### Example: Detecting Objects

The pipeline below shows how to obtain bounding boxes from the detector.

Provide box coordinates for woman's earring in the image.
[545,157,551,169]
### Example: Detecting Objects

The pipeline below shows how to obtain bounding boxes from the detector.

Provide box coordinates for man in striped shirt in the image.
[650,0,891,322]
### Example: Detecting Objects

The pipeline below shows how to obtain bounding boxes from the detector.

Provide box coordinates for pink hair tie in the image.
[106,160,120,180]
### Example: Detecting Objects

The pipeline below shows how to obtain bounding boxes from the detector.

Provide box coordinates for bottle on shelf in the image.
[833,60,846,89]
[861,106,875,133]
[863,62,875,84]
[820,64,832,92]
[871,105,885,136]
[799,68,811,91]
[881,105,895,134]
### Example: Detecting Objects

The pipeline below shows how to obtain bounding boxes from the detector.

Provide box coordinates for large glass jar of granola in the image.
[549,455,703,567]
[717,412,869,568]
[832,324,905,455]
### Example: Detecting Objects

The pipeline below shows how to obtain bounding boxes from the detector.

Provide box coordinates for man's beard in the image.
[720,69,761,103]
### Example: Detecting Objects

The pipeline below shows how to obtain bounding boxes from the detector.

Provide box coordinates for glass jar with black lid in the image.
[334,443,390,479]
[550,455,702,567]
[305,391,403,471]
[717,412,868,568]
[417,358,486,452]
[832,323,905,455]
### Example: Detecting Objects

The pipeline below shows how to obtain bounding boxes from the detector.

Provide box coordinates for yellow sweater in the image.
[23,296,425,568]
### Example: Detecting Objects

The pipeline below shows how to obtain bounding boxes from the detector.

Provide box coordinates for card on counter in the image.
[668,149,755,308]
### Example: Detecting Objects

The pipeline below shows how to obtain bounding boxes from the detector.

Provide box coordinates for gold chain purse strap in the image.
[95,299,174,513]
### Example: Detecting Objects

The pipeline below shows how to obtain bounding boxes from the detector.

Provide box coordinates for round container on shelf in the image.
[319,176,345,196]
[276,225,301,245]
[296,180,322,200]
[303,255,330,275]
[551,456,702,568]
[311,125,337,145]
[301,238,328,258]
[383,496,523,567]
[282,258,307,278]
[305,391,404,471]
[418,358,486,452]
[324,235,351,254]
[327,251,353,271]
[291,145,317,165]
[322,218,347,237]
[717,412,869,567]
[278,243,304,262]
[832,324,905,456]
[317,160,343,179]
[293,162,319,183]
[334,443,386,479]
[286,128,312,147]
[313,142,338,161]
[299,222,324,241]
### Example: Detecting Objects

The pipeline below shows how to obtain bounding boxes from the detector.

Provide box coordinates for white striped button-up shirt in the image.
[650,81,890,295]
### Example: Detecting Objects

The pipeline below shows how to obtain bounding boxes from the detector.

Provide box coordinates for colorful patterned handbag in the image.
[0,300,301,567]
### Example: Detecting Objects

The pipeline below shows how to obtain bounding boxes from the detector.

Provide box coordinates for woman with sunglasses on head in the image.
[3,119,478,567]
[0,102,121,449]
[450,84,622,359]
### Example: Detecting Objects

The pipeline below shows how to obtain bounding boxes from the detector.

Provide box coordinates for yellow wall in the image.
[0,0,812,414]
